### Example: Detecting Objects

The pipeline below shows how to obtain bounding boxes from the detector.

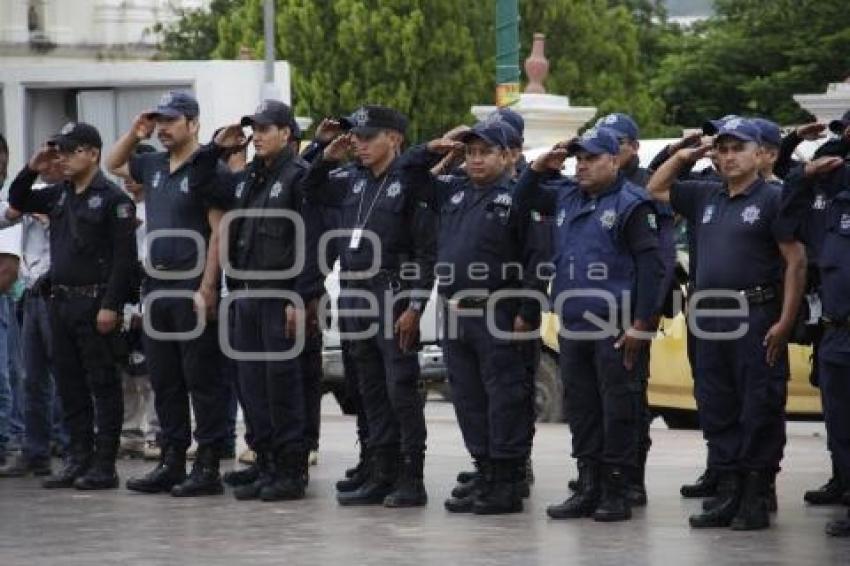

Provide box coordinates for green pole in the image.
[495,0,520,105]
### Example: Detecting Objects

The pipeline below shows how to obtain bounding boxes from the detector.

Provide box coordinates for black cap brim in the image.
[458,130,505,149]
[350,126,382,137]
[829,119,849,135]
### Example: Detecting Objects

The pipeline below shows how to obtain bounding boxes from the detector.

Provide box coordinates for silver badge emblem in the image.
[556,208,566,227]
[152,171,161,189]
[270,181,283,198]
[352,179,366,195]
[493,193,513,207]
[702,204,715,224]
[386,181,402,199]
[599,209,618,230]
[813,194,827,210]
[179,176,189,194]
[451,191,465,205]
[741,205,760,224]
[352,107,370,127]
[235,181,245,199]
[88,195,103,209]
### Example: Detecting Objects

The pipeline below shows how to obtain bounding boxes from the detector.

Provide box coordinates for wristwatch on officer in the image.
[408,299,425,314]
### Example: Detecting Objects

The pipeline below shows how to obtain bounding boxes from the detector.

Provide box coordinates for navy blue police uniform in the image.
[9,122,136,489]
[401,121,546,514]
[124,92,232,497]
[301,105,437,507]
[669,119,798,530]
[514,127,664,522]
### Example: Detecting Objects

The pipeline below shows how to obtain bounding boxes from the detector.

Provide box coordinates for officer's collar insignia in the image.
[179,176,189,194]
[813,194,827,210]
[152,171,162,189]
[60,122,75,135]
[88,195,103,209]
[493,193,513,207]
[270,181,283,198]
[741,205,760,224]
[841,213,850,231]
[451,191,465,205]
[352,107,370,127]
[556,208,566,227]
[352,179,366,194]
[599,209,618,230]
[702,204,715,224]
[386,181,402,198]
[235,181,245,199]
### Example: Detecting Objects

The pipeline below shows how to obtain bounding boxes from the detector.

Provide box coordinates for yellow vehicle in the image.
[535,270,823,427]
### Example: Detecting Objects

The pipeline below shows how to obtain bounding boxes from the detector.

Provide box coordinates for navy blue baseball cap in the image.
[149,90,199,120]
[714,117,762,144]
[341,105,408,136]
[829,110,850,135]
[458,121,510,149]
[52,121,102,150]
[752,118,782,147]
[596,113,639,141]
[241,99,294,128]
[702,114,740,136]
[566,127,621,157]
[493,108,525,137]
[497,122,522,149]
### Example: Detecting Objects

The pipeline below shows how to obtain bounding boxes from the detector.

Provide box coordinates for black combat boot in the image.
[627,460,648,507]
[547,460,600,519]
[451,458,485,499]
[234,451,276,501]
[74,437,119,490]
[445,459,489,513]
[42,446,92,489]
[472,458,523,515]
[337,447,399,506]
[804,462,845,505]
[593,466,632,522]
[260,450,307,502]
[224,461,260,487]
[126,445,187,493]
[337,447,371,492]
[384,453,427,508]
[689,471,742,528]
[681,467,720,498]
[706,471,777,513]
[0,455,52,478]
[730,470,771,531]
[171,445,224,497]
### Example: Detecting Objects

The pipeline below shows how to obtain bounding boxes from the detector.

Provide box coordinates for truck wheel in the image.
[535,352,564,423]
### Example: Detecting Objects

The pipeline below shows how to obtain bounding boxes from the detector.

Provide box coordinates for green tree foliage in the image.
[652,0,850,127]
[215,0,494,142]
[153,0,239,60]
[519,0,675,136]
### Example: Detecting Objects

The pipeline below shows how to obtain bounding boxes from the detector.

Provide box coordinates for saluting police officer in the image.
[648,118,806,530]
[108,91,232,497]
[7,122,137,490]
[401,121,546,515]
[780,155,850,535]
[195,100,311,502]
[302,105,437,507]
[515,127,665,523]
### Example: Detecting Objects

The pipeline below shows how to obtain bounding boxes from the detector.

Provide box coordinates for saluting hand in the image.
[795,122,827,141]
[669,132,703,153]
[531,146,569,173]
[426,138,465,155]
[131,113,156,141]
[315,118,344,144]
[214,124,246,148]
[323,133,353,161]
[674,142,713,164]
[28,144,59,174]
[804,156,844,178]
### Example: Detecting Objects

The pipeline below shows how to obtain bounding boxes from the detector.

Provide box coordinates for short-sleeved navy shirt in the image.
[129,151,214,277]
[670,177,790,291]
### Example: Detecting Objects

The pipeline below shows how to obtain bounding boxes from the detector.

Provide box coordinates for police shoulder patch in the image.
[647,212,657,231]
[116,203,133,219]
